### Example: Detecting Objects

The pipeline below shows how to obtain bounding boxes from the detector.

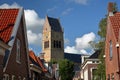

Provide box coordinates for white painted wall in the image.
[84,69,88,80]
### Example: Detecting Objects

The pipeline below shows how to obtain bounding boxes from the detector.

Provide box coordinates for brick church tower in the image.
[42,16,64,62]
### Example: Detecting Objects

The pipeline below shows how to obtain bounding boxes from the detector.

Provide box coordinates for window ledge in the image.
[16,60,21,64]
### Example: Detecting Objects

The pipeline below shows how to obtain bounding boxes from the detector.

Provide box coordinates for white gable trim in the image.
[8,8,23,47]
[3,7,23,72]
[22,10,31,78]
[81,59,99,70]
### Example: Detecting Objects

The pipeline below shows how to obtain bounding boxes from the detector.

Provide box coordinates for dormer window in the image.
[109,40,113,60]
[16,38,21,63]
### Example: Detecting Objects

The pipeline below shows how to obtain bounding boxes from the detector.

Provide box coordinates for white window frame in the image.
[16,38,21,63]
[23,77,26,80]
[3,74,9,80]
[12,75,15,80]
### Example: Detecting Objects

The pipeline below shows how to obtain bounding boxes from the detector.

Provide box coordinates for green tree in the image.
[112,2,118,13]
[94,17,107,80]
[59,59,74,80]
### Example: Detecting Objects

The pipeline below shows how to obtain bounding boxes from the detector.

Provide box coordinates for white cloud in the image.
[75,32,95,50]
[47,6,57,13]
[64,32,96,54]
[24,10,44,46]
[64,38,70,45]
[65,46,78,53]
[27,30,42,46]
[62,8,73,16]
[0,2,20,8]
[24,10,45,33]
[80,49,88,54]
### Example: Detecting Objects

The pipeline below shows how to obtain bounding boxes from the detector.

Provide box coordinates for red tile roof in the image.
[29,50,47,72]
[0,9,19,43]
[109,12,120,40]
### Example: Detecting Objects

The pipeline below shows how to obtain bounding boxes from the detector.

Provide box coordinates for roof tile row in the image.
[0,9,19,43]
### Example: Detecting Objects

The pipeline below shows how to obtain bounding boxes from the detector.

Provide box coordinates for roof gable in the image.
[89,50,100,59]
[47,16,63,32]
[29,50,47,72]
[0,9,19,43]
[109,12,120,40]
[64,53,81,63]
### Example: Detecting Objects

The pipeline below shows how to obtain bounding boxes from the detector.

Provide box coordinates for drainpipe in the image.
[116,42,120,79]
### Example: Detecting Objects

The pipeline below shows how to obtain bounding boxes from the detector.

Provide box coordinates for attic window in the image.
[109,40,113,60]
[16,38,21,63]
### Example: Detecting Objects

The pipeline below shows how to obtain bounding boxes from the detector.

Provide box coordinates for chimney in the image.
[108,2,114,16]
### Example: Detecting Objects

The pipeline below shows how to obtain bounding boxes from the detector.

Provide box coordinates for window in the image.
[58,41,61,48]
[109,40,113,60]
[19,76,21,80]
[3,74,9,80]
[23,77,26,80]
[12,75,16,80]
[107,74,110,80]
[54,40,56,48]
[96,61,99,63]
[111,73,114,80]
[53,40,61,48]
[56,41,58,48]
[44,41,49,48]
[16,39,21,63]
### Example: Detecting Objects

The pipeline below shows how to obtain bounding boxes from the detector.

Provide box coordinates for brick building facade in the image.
[105,2,120,80]
[0,8,30,79]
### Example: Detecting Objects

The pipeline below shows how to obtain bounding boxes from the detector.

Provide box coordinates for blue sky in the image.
[0,0,120,55]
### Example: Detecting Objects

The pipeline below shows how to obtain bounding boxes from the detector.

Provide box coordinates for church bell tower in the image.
[42,16,64,62]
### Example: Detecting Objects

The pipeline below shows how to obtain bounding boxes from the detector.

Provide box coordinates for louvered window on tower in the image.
[44,41,49,48]
[54,40,61,48]
[58,41,61,48]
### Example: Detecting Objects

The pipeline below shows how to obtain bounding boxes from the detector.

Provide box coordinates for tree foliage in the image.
[98,17,107,39]
[59,59,74,80]
[112,2,118,13]
[94,17,107,80]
